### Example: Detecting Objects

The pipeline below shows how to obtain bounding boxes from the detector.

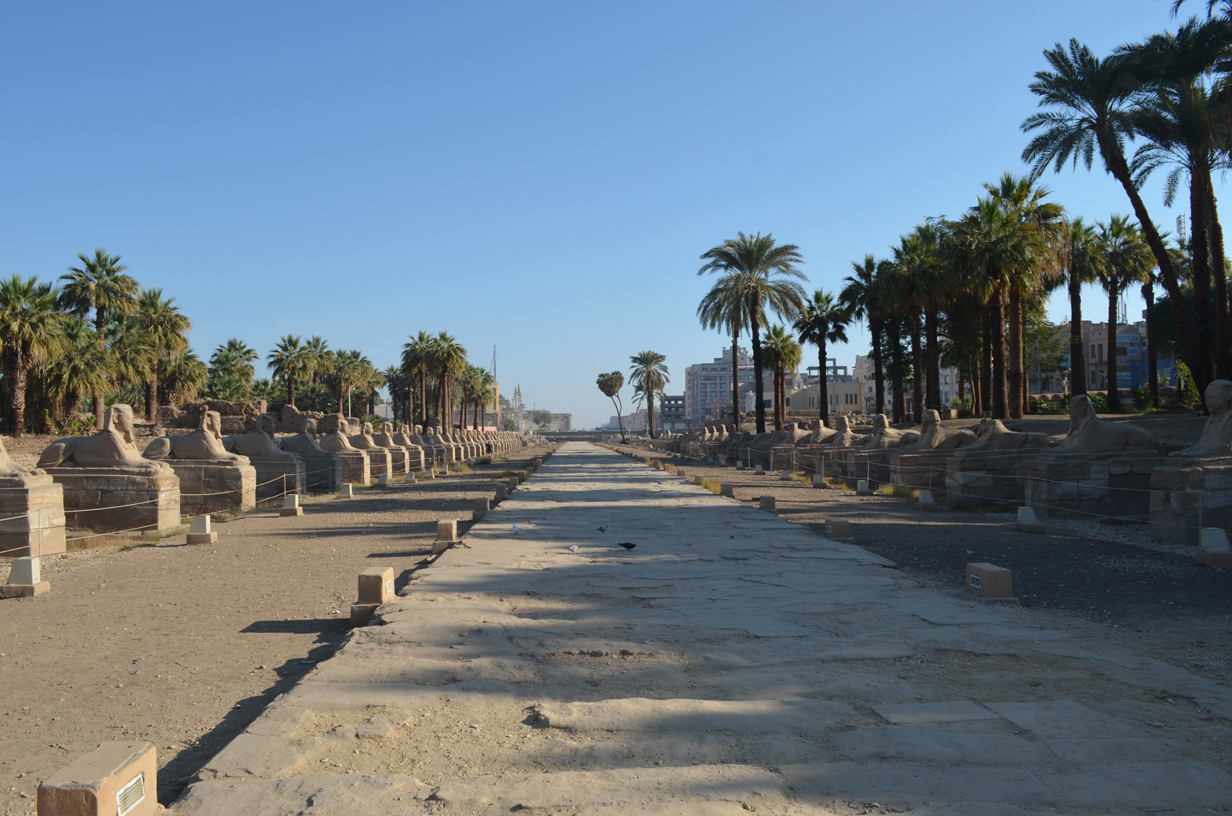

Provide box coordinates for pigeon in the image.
[568,545,579,552]
[511,525,523,535]
[597,525,608,533]
[617,542,636,550]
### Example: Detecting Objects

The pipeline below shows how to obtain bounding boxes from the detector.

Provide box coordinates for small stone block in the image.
[736,462,746,471]
[424,470,435,479]
[508,477,519,492]
[186,532,218,545]
[720,483,734,498]
[779,470,792,481]
[339,483,354,498]
[350,603,379,627]
[358,566,395,604]
[824,518,853,542]
[1016,506,1045,533]
[474,498,490,513]
[376,474,388,486]
[678,469,687,478]
[38,741,157,816]
[494,485,506,501]
[1197,527,1232,567]
[919,489,939,512]
[8,556,40,585]
[812,474,826,489]
[437,519,458,542]
[282,494,301,510]
[0,580,50,598]
[966,562,1018,603]
[189,515,211,536]
[279,506,304,517]
[760,495,776,513]
[856,479,873,495]
[472,510,486,522]
[754,465,764,475]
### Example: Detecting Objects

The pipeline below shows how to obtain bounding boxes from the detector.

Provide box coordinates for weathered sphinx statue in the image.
[223,414,296,459]
[348,421,383,450]
[144,411,249,463]
[1171,380,1232,458]
[280,417,326,454]
[901,409,977,450]
[857,414,918,449]
[965,418,1054,450]
[811,419,837,445]
[0,437,47,483]
[318,419,360,452]
[39,404,169,474]
[826,415,867,447]
[1052,395,1159,454]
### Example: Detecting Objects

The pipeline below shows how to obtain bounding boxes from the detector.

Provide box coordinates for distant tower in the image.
[512,384,523,432]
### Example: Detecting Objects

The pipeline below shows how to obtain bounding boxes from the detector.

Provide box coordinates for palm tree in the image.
[793,289,849,428]
[1097,215,1156,412]
[698,233,806,434]
[0,275,63,435]
[1022,39,1197,396]
[46,317,109,426]
[106,314,154,397]
[213,339,258,383]
[58,248,139,420]
[134,288,191,422]
[305,335,329,384]
[326,349,368,416]
[470,368,495,429]
[629,351,669,439]
[431,332,468,427]
[382,365,405,423]
[160,349,209,406]
[696,271,751,424]
[1065,217,1106,397]
[890,232,928,422]
[401,331,435,426]
[597,371,627,442]
[266,335,314,407]
[841,255,886,415]
[763,325,802,430]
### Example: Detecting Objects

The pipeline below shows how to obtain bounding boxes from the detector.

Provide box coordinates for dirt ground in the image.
[626,446,1232,692]
[0,446,553,815]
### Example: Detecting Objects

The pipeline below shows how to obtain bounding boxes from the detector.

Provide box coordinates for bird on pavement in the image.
[617,542,636,550]
[597,525,608,532]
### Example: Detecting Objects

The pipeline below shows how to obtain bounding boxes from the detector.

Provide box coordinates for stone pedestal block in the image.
[1026,451,1164,521]
[1149,457,1232,546]
[335,451,370,487]
[889,450,953,498]
[966,562,1018,604]
[358,566,395,604]
[0,478,66,558]
[244,454,306,504]
[47,468,180,535]
[38,741,156,816]
[167,461,256,517]
[945,449,1040,506]
[288,451,341,494]
[401,446,426,472]
[841,449,893,487]
[378,446,410,475]
[364,449,393,482]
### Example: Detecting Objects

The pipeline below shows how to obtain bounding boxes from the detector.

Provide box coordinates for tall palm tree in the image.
[401,331,435,426]
[58,248,139,419]
[266,335,314,407]
[890,232,928,422]
[763,325,802,430]
[841,255,886,415]
[793,289,849,427]
[431,332,468,427]
[382,365,405,423]
[1065,217,1106,397]
[305,335,330,384]
[1097,215,1156,412]
[629,351,669,439]
[134,288,191,422]
[46,317,109,425]
[698,233,806,434]
[1022,39,1197,396]
[0,275,64,435]
[160,349,209,406]
[213,339,258,383]
[696,271,751,424]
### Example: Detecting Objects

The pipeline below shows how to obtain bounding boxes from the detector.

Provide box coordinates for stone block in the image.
[0,479,66,558]
[186,514,217,545]
[334,451,370,487]
[824,518,853,543]
[1016,506,1045,533]
[290,451,340,494]
[966,562,1017,603]
[376,474,388,486]
[779,470,792,481]
[508,477,519,492]
[856,479,872,496]
[38,741,156,816]
[279,494,303,517]
[246,454,306,503]
[754,465,764,476]
[812,474,826,489]
[338,483,353,498]
[168,460,256,517]
[494,485,506,501]
[1,556,51,599]
[47,468,180,535]
[473,497,489,522]
[358,566,394,604]
[760,495,776,513]
[677,469,686,478]
[918,489,938,511]
[349,603,379,627]
[720,483,734,498]
[1197,527,1232,568]
[435,519,458,553]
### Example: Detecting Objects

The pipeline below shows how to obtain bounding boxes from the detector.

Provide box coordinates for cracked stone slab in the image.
[779,762,1057,806]
[835,726,1053,765]
[533,697,855,733]
[872,700,1000,725]
[984,700,1139,740]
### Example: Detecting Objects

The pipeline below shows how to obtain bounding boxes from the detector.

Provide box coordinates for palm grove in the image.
[689,9,1232,431]
[0,250,502,437]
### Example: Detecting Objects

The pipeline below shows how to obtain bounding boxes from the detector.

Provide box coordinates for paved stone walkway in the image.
[173,443,1232,814]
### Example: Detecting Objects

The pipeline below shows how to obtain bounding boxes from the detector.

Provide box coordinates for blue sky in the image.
[0,1,1217,429]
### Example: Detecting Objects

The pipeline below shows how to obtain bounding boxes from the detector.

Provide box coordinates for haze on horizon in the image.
[0,1,1214,429]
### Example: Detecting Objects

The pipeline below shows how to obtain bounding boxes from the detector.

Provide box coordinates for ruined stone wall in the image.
[273,404,345,435]
[156,400,268,435]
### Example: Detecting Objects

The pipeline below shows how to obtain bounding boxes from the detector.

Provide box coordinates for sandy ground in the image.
[0,446,554,814]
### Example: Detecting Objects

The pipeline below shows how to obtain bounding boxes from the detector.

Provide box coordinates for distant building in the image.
[685,345,806,424]
[660,395,687,430]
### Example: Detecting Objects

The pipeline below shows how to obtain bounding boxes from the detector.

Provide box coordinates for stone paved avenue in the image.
[173,443,1232,815]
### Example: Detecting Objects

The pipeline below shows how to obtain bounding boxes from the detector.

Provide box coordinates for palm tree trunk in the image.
[288,376,296,407]
[818,341,829,428]
[871,317,885,415]
[418,370,427,425]
[925,308,940,411]
[1069,275,1086,397]
[146,360,159,423]
[1107,282,1121,412]
[989,288,1009,419]
[1207,180,1230,380]
[1190,175,1215,406]
[6,349,26,437]
[731,332,740,426]
[648,389,656,439]
[910,314,923,424]
[1144,280,1159,409]
[751,311,766,434]
[1008,288,1024,420]
[981,314,992,415]
[956,371,966,411]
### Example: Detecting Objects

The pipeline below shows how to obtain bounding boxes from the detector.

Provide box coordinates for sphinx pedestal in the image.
[402,447,426,472]
[889,450,953,497]
[945,449,1038,505]
[169,461,256,517]
[808,447,849,480]
[770,445,805,472]
[1026,452,1164,520]
[246,455,307,503]
[379,447,410,476]
[364,450,393,482]
[1150,458,1232,546]
[0,477,66,557]
[840,449,893,487]
[335,451,371,486]
[47,468,181,534]
[294,451,342,493]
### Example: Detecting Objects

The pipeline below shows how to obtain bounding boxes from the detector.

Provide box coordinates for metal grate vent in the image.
[969,575,982,588]
[117,772,145,816]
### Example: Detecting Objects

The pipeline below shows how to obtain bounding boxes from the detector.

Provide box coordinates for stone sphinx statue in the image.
[1053,395,1159,454]
[826,415,868,447]
[965,418,1054,451]
[373,422,403,448]
[0,437,46,483]
[38,404,169,473]
[280,417,327,454]
[223,414,296,459]
[318,419,359,452]
[1172,380,1232,458]
[393,423,419,448]
[144,410,249,463]
[858,414,919,450]
[348,421,382,450]
[782,422,812,446]
[902,409,977,450]
[811,419,837,445]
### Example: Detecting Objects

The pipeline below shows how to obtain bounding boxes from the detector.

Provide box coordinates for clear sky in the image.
[0,1,1218,429]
